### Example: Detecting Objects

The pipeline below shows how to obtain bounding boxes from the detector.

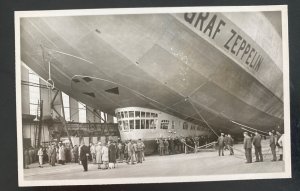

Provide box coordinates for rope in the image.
[231,120,268,135]
[180,139,196,150]
[197,141,216,149]
[180,139,216,151]
[241,127,258,135]
[188,99,219,138]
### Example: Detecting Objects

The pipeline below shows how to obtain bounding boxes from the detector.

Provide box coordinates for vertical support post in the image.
[37,100,43,147]
[59,91,73,148]
[51,90,73,148]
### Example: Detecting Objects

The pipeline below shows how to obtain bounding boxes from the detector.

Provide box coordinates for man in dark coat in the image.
[276,131,283,161]
[24,148,30,169]
[124,142,128,161]
[80,144,90,171]
[169,138,175,155]
[243,132,252,163]
[73,145,79,163]
[252,132,263,162]
[49,145,56,166]
[224,135,229,151]
[108,141,117,164]
[136,139,144,163]
[174,138,180,153]
[164,139,169,155]
[227,134,234,155]
[269,131,277,161]
[217,133,225,156]
[158,139,164,156]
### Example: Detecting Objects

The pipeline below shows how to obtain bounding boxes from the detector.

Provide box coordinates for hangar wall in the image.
[21,64,116,148]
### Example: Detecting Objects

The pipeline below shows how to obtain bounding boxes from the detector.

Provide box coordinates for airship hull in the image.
[19,12,284,135]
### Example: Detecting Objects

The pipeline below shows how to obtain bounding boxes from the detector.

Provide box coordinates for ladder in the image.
[34,100,43,148]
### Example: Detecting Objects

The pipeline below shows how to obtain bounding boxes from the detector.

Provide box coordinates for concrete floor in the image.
[24,141,284,181]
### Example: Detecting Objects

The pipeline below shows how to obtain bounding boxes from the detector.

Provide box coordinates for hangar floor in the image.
[24,140,284,181]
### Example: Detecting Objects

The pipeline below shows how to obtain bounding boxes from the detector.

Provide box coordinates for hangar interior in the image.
[21,63,119,149]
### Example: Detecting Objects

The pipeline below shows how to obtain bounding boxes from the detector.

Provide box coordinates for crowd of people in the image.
[23,131,284,171]
[156,135,214,155]
[23,147,43,168]
[23,143,79,169]
[23,135,214,170]
[243,130,284,163]
[23,139,146,172]
[217,130,284,163]
[217,133,234,156]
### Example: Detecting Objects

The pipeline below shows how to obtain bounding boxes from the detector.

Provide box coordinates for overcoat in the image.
[80,145,89,161]
[95,145,103,164]
[244,137,252,149]
[269,135,276,149]
[58,146,66,161]
[252,135,262,147]
[108,144,117,163]
[101,146,109,162]
[227,137,234,146]
[217,136,225,147]
[50,147,56,166]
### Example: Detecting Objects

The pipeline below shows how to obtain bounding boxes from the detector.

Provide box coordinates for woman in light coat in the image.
[58,145,66,165]
[101,143,109,169]
[95,142,103,169]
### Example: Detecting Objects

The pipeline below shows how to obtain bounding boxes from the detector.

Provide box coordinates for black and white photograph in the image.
[15,6,291,186]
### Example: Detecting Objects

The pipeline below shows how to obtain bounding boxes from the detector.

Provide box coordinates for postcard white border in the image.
[15,5,290,187]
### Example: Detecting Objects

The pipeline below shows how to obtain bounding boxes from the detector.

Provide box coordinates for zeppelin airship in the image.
[19,11,284,143]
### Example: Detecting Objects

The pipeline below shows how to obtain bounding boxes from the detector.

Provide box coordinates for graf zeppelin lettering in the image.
[183,12,263,72]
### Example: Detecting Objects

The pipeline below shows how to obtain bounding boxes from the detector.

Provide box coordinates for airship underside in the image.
[20,12,284,135]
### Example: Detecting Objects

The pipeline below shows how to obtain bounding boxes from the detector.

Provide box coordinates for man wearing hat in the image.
[217,133,225,156]
[243,132,252,163]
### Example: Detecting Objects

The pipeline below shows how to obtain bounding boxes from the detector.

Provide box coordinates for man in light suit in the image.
[243,132,252,163]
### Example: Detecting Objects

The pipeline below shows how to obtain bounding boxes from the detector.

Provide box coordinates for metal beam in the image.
[37,100,43,147]
[50,90,73,148]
